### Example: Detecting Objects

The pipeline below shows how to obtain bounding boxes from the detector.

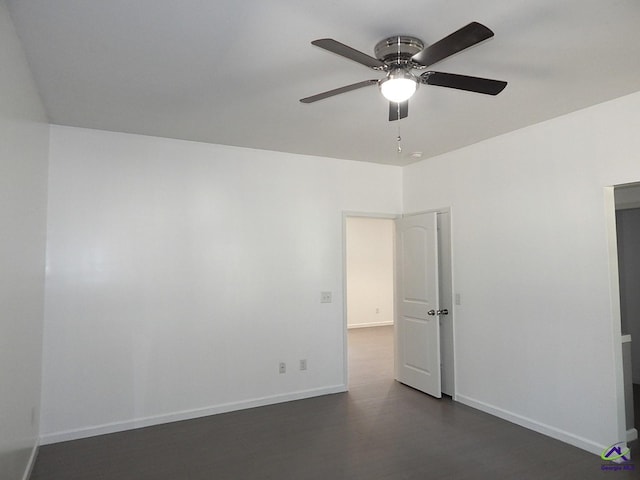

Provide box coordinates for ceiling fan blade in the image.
[300,79,378,103]
[389,101,408,121]
[421,71,507,95]
[412,22,494,67]
[312,39,385,69]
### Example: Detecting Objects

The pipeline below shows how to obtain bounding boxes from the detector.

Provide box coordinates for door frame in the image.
[342,208,455,398]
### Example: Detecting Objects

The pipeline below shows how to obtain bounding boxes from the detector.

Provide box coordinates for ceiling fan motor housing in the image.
[374,35,426,69]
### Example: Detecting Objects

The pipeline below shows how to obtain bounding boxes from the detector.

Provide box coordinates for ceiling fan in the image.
[300,22,507,121]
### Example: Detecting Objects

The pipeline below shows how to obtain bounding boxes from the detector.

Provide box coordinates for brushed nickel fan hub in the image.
[374,35,425,67]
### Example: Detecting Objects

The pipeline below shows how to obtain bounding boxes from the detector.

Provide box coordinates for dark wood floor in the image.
[31,326,638,479]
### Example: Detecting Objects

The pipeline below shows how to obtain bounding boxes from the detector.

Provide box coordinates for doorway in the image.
[614,184,640,442]
[343,211,454,398]
[344,216,396,389]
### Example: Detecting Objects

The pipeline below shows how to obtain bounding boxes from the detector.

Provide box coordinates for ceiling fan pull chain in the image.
[397,121,402,154]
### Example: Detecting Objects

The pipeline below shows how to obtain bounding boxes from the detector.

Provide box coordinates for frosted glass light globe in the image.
[380,71,417,103]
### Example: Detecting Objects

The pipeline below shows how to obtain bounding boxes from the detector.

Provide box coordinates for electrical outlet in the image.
[279,362,286,374]
[320,291,332,303]
[300,359,307,371]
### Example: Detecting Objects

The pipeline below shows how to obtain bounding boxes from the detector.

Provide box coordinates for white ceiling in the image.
[7,0,640,165]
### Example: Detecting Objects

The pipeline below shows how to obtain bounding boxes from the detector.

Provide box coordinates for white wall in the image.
[0,1,49,479]
[41,126,402,443]
[616,208,640,383]
[403,91,640,454]
[346,217,394,328]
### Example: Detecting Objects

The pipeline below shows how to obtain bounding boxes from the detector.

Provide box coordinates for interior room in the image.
[3,1,640,479]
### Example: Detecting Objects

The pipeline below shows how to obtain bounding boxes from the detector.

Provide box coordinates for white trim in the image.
[22,442,39,480]
[342,211,402,220]
[604,186,630,453]
[40,384,346,445]
[456,393,607,456]
[348,321,394,329]
[402,207,452,217]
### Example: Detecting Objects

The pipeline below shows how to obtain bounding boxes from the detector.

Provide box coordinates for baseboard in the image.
[455,393,606,456]
[40,384,347,445]
[348,321,394,329]
[22,442,39,480]
[627,428,638,442]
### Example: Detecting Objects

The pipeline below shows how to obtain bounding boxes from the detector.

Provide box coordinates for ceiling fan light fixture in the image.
[380,70,417,103]
[302,23,506,121]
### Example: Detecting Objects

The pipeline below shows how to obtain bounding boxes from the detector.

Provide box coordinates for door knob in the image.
[427,310,436,316]
[437,309,449,316]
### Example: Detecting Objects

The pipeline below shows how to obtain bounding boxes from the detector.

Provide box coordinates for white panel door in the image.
[395,212,441,398]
